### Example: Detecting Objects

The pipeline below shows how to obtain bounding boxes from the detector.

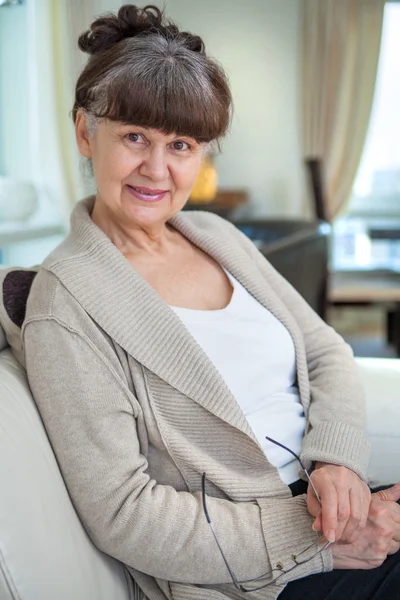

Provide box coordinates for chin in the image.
[123,202,171,228]
[123,193,183,227]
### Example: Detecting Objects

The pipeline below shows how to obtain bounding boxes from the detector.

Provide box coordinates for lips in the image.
[127,185,168,202]
[131,186,167,195]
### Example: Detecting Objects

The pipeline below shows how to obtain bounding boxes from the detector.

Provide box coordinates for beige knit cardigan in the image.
[22,196,370,600]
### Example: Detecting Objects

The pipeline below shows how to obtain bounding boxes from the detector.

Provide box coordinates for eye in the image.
[126,133,146,144]
[171,140,190,152]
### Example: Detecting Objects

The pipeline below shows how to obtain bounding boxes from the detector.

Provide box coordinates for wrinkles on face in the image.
[83,119,206,244]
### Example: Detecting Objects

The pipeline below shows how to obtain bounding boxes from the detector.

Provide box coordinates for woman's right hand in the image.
[331,482,400,570]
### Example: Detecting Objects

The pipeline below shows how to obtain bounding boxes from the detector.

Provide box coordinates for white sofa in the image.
[0,348,135,600]
[1,336,400,599]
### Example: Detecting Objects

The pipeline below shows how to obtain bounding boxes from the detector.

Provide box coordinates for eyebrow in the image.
[119,124,199,143]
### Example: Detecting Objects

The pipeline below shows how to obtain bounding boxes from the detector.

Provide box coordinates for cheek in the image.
[173,159,203,192]
[97,151,135,186]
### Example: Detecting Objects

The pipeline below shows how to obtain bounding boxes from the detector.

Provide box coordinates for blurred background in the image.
[0,0,399,357]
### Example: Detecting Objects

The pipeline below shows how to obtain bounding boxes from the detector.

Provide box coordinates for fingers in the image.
[308,464,371,544]
[380,501,400,541]
[307,487,323,533]
[368,495,400,556]
[341,485,370,543]
[318,480,338,542]
[313,511,322,533]
[307,472,340,541]
[372,485,400,547]
[376,482,400,503]
[306,486,321,518]
[387,540,400,556]
[334,483,353,541]
[393,529,400,545]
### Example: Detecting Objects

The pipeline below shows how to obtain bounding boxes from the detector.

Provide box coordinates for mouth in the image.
[127,185,168,202]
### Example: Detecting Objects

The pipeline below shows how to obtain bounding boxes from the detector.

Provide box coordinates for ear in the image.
[75,109,93,158]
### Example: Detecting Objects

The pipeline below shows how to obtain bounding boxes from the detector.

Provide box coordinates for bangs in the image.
[87,44,231,142]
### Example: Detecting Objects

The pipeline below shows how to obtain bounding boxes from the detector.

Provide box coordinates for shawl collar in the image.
[42,197,304,441]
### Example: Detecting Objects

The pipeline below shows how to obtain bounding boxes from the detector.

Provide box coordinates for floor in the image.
[327,306,397,359]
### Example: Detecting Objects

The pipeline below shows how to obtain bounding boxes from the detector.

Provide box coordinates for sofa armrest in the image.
[355,357,400,486]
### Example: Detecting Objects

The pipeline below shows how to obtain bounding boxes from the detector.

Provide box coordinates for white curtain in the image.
[49,0,97,211]
[49,0,138,210]
[302,0,385,221]
[27,0,97,222]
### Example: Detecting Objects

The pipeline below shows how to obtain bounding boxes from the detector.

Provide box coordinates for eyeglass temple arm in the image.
[265,436,322,506]
[202,472,211,523]
[202,473,245,591]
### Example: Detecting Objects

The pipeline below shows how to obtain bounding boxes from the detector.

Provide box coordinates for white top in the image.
[171,270,306,484]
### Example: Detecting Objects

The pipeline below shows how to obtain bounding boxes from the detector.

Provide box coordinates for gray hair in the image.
[73,6,232,144]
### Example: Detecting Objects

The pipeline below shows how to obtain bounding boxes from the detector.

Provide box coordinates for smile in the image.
[127,185,168,202]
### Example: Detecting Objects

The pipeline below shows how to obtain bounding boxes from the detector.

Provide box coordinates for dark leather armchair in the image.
[233,219,331,320]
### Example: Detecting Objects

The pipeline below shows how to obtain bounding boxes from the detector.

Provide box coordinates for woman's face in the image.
[75,112,205,231]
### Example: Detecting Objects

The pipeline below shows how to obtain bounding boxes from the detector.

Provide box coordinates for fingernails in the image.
[312,522,318,532]
[327,530,336,542]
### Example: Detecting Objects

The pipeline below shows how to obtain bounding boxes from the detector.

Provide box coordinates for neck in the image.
[91,198,174,257]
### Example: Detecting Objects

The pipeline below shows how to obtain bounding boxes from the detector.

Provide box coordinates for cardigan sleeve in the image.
[22,316,331,585]
[232,226,371,481]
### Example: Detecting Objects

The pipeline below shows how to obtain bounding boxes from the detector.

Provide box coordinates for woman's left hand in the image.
[307,462,371,544]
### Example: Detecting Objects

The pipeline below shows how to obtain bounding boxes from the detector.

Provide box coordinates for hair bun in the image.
[78,4,182,55]
[78,4,205,56]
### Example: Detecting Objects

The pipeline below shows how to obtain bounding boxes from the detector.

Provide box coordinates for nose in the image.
[139,145,169,182]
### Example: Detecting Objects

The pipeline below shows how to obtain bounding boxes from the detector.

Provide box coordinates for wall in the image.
[98,0,306,217]
[0,0,306,217]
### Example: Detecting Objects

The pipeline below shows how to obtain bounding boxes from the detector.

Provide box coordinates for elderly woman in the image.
[22,5,400,600]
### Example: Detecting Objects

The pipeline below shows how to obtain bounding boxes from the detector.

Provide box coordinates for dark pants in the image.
[278,480,400,600]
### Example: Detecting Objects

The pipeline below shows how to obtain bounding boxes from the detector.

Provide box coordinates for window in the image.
[348,2,400,217]
[0,1,31,179]
[332,3,400,271]
[0,1,66,268]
